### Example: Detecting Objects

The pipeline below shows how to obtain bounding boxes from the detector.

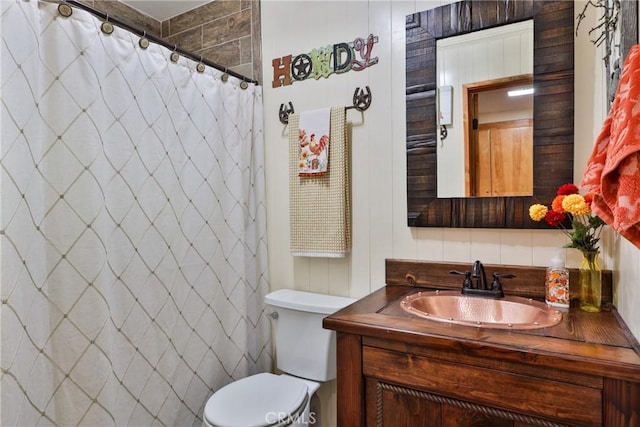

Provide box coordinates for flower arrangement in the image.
[529,183,606,255]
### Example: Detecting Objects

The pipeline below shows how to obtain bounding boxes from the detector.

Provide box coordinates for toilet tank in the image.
[265,289,355,382]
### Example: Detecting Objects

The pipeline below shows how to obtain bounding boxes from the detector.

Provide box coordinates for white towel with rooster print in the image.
[298,107,331,176]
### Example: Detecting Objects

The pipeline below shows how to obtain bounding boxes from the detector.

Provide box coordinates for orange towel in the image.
[581,44,640,248]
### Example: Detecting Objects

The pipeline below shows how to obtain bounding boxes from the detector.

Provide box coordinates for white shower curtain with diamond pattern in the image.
[1,1,271,425]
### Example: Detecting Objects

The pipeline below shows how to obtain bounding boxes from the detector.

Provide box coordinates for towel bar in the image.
[278,86,372,125]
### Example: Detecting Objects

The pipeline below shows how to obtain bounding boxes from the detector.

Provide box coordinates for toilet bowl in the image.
[202,289,355,427]
[203,373,320,427]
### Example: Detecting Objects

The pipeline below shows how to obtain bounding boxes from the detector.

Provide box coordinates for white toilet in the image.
[203,289,355,427]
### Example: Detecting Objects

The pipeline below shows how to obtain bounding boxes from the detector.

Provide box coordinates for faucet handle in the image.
[450,270,472,289]
[491,272,515,291]
[449,270,468,276]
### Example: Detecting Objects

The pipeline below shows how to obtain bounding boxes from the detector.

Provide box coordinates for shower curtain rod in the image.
[45,0,258,85]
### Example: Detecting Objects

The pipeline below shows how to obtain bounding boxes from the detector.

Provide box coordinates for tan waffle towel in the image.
[289,107,351,257]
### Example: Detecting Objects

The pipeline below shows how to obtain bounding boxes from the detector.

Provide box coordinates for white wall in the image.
[261,1,640,423]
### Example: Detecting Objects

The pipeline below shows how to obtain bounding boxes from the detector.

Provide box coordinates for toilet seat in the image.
[203,373,309,427]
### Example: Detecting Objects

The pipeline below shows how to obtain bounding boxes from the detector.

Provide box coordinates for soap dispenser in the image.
[545,252,569,308]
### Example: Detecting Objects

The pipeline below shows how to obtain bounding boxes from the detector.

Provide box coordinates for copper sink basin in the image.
[400,290,562,330]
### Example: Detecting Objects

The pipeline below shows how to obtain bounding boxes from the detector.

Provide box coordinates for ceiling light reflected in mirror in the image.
[508,88,534,97]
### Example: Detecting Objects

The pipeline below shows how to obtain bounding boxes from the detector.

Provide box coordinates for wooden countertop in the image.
[324,266,640,384]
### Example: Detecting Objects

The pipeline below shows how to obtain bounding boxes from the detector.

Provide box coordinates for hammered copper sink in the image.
[400,290,563,330]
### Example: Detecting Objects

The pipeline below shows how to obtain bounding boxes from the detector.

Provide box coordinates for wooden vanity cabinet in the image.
[361,339,603,427]
[366,375,542,427]
[325,261,640,427]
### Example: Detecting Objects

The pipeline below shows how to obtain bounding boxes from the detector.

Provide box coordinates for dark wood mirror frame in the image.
[406,0,639,229]
[406,1,575,228]
[406,0,638,228]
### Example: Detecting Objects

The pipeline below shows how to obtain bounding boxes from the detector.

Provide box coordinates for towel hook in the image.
[279,102,295,124]
[440,124,448,141]
[349,86,372,111]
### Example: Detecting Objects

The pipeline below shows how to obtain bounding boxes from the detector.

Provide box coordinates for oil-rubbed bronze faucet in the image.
[471,260,487,291]
[450,260,514,299]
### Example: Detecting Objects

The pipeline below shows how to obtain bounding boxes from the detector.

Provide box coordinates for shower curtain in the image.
[1,1,271,425]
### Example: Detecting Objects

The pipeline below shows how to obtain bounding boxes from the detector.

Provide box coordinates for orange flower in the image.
[551,195,565,213]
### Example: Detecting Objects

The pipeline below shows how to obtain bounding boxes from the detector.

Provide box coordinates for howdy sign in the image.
[272,34,379,88]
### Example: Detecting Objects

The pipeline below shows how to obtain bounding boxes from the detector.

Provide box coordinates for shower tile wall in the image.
[162,0,262,83]
[79,0,162,35]
[79,0,263,84]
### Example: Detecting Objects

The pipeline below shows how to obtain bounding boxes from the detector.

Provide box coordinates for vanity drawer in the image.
[363,346,602,426]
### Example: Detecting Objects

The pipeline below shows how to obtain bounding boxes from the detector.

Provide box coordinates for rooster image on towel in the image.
[298,128,330,176]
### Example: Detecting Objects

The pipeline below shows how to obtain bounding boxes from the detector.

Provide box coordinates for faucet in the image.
[471,260,488,291]
[450,260,515,299]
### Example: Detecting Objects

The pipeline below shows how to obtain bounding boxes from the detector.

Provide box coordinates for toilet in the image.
[203,289,355,427]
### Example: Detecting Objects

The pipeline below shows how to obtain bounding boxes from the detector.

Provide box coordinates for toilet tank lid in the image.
[265,289,355,315]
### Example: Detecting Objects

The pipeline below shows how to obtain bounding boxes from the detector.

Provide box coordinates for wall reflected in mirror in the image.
[436,20,533,198]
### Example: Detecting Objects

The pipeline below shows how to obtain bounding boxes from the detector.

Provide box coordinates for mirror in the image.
[406,1,574,228]
[436,20,534,198]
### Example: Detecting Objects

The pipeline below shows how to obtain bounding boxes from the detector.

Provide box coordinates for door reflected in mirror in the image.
[436,20,533,198]
[465,75,533,197]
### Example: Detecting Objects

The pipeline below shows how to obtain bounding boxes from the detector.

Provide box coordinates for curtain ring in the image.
[58,3,72,17]
[221,68,230,82]
[196,56,205,73]
[170,45,180,63]
[240,80,249,90]
[139,30,149,49]
[101,14,114,35]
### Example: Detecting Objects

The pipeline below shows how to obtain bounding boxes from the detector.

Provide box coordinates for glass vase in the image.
[579,250,602,312]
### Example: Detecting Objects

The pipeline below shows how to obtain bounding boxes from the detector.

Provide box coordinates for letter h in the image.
[272,55,292,88]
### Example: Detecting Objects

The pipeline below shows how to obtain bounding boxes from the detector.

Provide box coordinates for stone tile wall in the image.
[163,0,262,83]
[78,1,162,36]
[78,0,262,84]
